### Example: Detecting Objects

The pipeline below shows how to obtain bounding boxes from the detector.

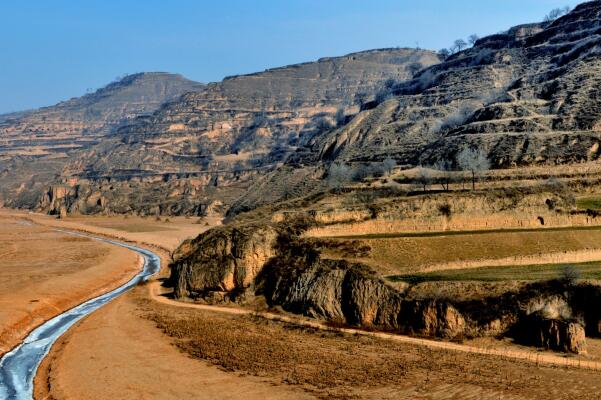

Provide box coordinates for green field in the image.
[577,196,601,210]
[387,262,601,284]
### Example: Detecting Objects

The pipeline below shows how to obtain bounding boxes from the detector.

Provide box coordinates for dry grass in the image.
[18,211,223,252]
[142,299,601,399]
[319,228,601,275]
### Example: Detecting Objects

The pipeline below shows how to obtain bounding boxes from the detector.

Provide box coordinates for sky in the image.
[0,0,583,114]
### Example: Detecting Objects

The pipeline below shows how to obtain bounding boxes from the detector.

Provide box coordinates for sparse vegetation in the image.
[143,300,601,399]
[544,6,571,22]
[457,148,490,190]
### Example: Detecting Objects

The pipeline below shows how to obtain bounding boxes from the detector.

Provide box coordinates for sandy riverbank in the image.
[0,212,140,357]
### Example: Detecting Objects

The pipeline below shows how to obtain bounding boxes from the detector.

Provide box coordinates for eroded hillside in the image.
[23,49,439,215]
[315,1,601,166]
[0,72,205,209]
[228,1,601,212]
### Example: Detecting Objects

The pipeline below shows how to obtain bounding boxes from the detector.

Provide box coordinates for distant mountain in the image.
[11,48,439,215]
[0,72,204,155]
[80,48,439,175]
[11,1,601,217]
[0,72,204,208]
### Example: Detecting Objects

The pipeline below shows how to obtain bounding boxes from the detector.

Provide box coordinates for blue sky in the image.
[0,0,582,114]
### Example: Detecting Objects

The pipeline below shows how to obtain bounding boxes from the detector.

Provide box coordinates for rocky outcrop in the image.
[170,225,278,298]
[515,313,586,353]
[257,252,467,337]
[258,256,403,327]
[170,225,469,337]
[170,224,601,353]
[401,301,466,338]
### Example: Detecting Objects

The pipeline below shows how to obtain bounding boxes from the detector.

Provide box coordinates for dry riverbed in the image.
[0,211,139,356]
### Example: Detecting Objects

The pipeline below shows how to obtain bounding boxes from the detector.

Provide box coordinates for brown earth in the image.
[22,209,601,399]
[34,290,313,400]
[35,282,601,400]
[0,211,139,356]
[19,212,222,252]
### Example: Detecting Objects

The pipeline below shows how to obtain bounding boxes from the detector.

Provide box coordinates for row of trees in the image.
[415,148,490,192]
[327,148,491,192]
[436,5,572,61]
[438,35,479,59]
[327,157,397,189]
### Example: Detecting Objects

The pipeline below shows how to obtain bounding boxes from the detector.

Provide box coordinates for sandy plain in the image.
[0,211,139,357]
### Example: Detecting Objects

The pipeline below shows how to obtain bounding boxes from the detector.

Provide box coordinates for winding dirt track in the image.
[148,281,601,372]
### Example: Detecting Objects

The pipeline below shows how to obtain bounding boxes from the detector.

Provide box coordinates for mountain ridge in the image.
[5,47,438,215]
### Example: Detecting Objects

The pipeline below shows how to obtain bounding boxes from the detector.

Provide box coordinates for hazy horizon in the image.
[0,0,582,114]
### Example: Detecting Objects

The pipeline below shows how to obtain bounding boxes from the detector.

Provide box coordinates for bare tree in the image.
[335,107,346,127]
[438,48,451,60]
[382,157,397,176]
[453,39,468,53]
[327,162,350,191]
[468,34,480,46]
[544,6,571,22]
[432,160,453,191]
[456,148,490,190]
[560,264,580,286]
[414,166,433,192]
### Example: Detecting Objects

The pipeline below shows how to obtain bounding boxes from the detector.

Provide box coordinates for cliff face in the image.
[170,224,598,353]
[312,1,601,167]
[171,224,279,299]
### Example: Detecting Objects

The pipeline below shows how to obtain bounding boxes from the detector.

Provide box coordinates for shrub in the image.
[560,264,581,285]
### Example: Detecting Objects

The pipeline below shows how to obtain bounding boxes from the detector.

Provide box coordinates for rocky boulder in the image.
[401,300,466,339]
[257,257,405,328]
[256,247,467,338]
[515,312,586,354]
[170,224,278,299]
